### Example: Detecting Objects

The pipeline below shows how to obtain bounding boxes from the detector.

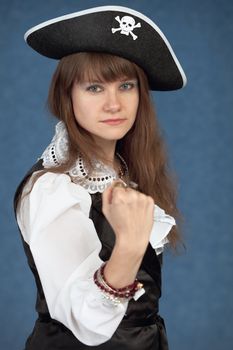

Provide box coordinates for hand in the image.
[102,180,155,254]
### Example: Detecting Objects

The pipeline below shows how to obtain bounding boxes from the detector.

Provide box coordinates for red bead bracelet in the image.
[93,262,143,302]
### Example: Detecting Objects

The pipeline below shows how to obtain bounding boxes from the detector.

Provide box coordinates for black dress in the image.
[14,161,169,350]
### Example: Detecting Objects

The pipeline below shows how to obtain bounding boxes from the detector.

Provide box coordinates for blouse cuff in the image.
[149,204,176,254]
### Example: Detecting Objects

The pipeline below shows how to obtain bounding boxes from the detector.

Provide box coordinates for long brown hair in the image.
[31,52,183,250]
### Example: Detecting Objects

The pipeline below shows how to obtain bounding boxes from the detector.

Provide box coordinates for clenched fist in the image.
[102,180,155,254]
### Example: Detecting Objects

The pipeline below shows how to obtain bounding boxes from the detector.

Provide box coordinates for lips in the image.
[101,118,126,122]
[101,118,126,126]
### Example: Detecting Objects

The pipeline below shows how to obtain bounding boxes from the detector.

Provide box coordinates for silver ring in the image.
[112,179,128,189]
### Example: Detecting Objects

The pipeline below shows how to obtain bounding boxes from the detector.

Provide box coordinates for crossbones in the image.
[111,15,141,40]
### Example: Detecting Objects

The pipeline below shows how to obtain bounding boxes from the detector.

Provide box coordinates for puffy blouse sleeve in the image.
[16,172,128,346]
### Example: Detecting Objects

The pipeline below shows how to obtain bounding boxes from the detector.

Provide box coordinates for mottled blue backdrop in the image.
[1,0,233,349]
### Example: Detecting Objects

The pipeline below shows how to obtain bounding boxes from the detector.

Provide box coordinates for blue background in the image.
[1,0,233,349]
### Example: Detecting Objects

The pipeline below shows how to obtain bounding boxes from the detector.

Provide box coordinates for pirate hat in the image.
[24,5,187,91]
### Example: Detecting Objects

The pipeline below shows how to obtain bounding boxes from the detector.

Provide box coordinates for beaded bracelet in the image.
[93,262,143,305]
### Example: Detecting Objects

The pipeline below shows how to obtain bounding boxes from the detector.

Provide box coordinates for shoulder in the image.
[29,171,92,216]
[17,171,93,244]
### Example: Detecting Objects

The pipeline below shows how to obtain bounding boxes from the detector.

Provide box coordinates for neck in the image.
[96,149,122,177]
[103,152,121,175]
[92,137,117,165]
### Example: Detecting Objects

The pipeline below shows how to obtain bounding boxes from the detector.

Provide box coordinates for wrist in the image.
[114,237,148,258]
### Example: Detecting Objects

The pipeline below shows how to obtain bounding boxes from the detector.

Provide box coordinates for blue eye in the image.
[86,85,102,93]
[120,82,137,90]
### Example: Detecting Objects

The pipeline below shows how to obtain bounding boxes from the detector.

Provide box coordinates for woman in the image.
[14,5,187,350]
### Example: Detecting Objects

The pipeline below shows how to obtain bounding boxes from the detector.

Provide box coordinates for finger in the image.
[102,180,127,207]
[110,183,129,204]
[102,183,114,206]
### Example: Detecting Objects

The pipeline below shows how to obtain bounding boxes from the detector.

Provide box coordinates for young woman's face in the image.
[71,77,139,146]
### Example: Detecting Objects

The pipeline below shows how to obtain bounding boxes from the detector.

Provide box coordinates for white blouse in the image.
[16,172,175,346]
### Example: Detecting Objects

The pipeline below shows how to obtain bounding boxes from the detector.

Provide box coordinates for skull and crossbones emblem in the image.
[111,15,141,40]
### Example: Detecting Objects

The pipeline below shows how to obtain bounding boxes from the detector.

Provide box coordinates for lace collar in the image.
[68,152,128,193]
[40,121,129,194]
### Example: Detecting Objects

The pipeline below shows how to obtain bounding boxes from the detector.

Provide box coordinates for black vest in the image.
[14,161,169,350]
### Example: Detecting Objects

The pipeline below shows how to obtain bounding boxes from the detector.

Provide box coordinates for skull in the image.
[111,15,141,40]
[120,16,136,34]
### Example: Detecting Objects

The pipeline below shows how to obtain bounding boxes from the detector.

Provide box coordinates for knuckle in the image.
[147,196,154,206]
[112,187,126,194]
[111,190,126,203]
[138,192,146,201]
[129,190,139,201]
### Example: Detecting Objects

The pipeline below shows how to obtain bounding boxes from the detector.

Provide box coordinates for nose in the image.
[103,89,121,113]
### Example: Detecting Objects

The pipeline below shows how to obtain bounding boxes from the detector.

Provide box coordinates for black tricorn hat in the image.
[24,5,187,91]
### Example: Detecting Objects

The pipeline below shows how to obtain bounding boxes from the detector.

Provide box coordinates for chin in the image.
[99,129,128,139]
[106,132,128,140]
